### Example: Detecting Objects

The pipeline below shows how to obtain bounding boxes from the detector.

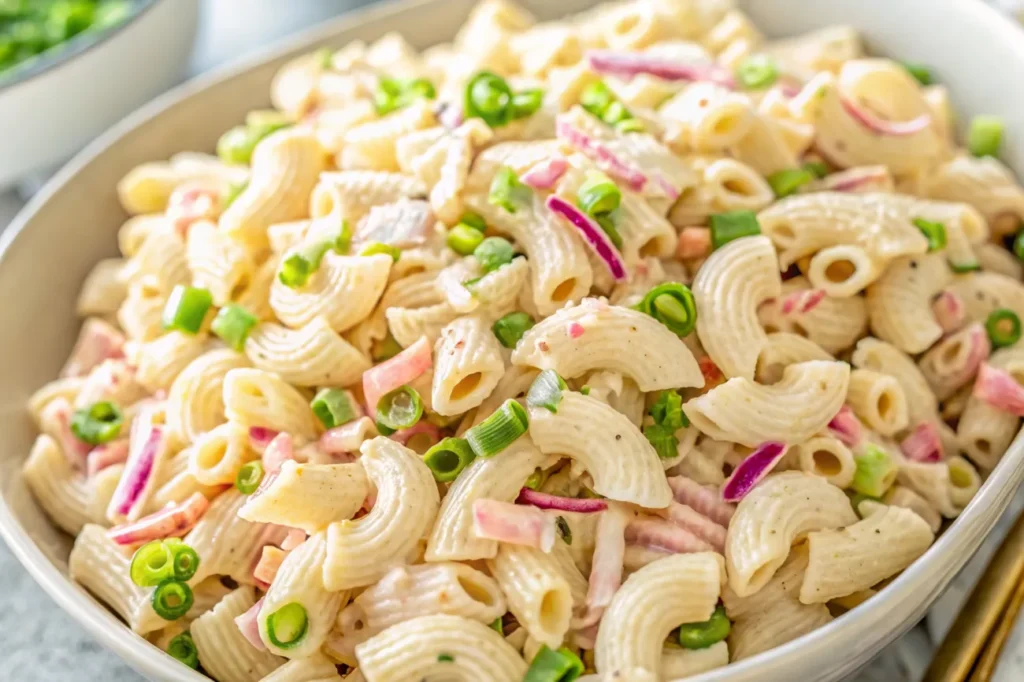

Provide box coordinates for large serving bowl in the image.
[1,1,1023,680]
[0,0,199,187]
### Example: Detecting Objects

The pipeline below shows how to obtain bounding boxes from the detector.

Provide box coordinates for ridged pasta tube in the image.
[684,360,850,447]
[134,331,207,393]
[851,337,939,428]
[758,276,868,354]
[756,332,833,385]
[166,348,251,444]
[432,314,506,416]
[186,220,255,306]
[693,235,781,380]
[23,435,102,535]
[793,434,856,489]
[223,368,318,439]
[239,460,369,533]
[512,298,703,391]
[310,170,427,226]
[846,369,909,437]
[245,316,371,387]
[725,472,857,597]
[866,253,952,354]
[191,586,284,682]
[260,654,341,682]
[529,391,672,508]
[323,437,440,590]
[660,641,730,679]
[946,271,1024,326]
[189,421,258,486]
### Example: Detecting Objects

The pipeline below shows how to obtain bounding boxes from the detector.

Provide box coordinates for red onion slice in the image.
[900,422,944,463]
[253,546,288,586]
[319,417,376,455]
[578,503,628,630]
[587,50,736,88]
[839,96,932,136]
[547,195,627,281]
[660,501,727,552]
[109,414,167,520]
[234,598,268,651]
[107,492,209,546]
[625,517,714,554]
[248,426,280,453]
[516,488,609,512]
[520,156,569,189]
[472,499,556,551]
[973,363,1024,416]
[721,441,788,503]
[61,319,126,378]
[262,432,295,476]
[821,166,892,192]
[667,476,735,526]
[555,116,647,192]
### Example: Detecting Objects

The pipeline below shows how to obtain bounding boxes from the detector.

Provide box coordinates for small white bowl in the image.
[0,0,200,187]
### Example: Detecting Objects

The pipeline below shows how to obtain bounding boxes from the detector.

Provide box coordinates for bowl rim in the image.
[0,0,161,95]
[2,0,1024,680]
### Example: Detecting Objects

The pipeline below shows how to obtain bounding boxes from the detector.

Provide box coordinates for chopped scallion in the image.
[465,71,514,127]
[130,541,176,588]
[376,386,424,431]
[359,241,402,262]
[492,311,535,348]
[577,170,621,216]
[459,212,487,232]
[636,282,697,336]
[803,160,830,179]
[967,115,1004,158]
[511,88,544,119]
[555,515,572,545]
[474,236,516,273]
[1014,229,1024,263]
[901,62,934,86]
[375,76,436,116]
[951,261,981,273]
[161,285,213,334]
[767,168,814,198]
[211,304,258,351]
[423,437,476,482]
[152,580,194,621]
[235,460,264,495]
[371,334,403,362]
[465,399,529,458]
[709,210,761,249]
[527,370,567,414]
[311,388,358,429]
[851,445,897,498]
[447,223,486,255]
[265,603,309,650]
[736,54,778,89]
[649,390,688,430]
[279,241,331,289]
[912,218,947,252]
[71,401,123,445]
[678,605,731,650]
[167,631,199,669]
[986,308,1022,348]
[523,645,585,682]
[488,166,530,213]
[644,423,678,459]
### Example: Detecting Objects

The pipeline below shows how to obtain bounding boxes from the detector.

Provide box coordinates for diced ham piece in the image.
[932,291,966,334]
[676,227,711,260]
[577,503,629,630]
[40,397,92,468]
[167,185,220,236]
[355,199,434,248]
[974,363,1024,416]
[659,501,727,552]
[362,336,433,418]
[234,598,268,651]
[472,499,556,552]
[86,439,130,477]
[900,422,944,463]
[666,476,735,527]
[107,493,209,545]
[828,405,864,448]
[280,528,307,552]
[253,546,288,586]
[61,319,126,378]
[780,289,826,315]
[624,517,714,554]
[390,420,442,450]
[520,156,569,189]
[320,417,377,455]
[262,432,295,476]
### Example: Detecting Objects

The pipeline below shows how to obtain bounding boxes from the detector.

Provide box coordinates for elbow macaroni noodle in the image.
[28,1,1024,677]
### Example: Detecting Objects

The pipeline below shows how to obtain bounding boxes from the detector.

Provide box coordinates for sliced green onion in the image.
[709,210,761,250]
[968,115,1004,158]
[130,541,175,588]
[986,308,1022,348]
[372,334,403,362]
[602,100,630,125]
[447,224,486,255]
[649,391,688,431]
[265,603,309,650]
[615,117,645,133]
[474,236,516,273]
[803,161,830,179]
[70,401,123,446]
[216,126,259,166]
[767,168,814,198]
[490,617,504,634]
[849,492,881,517]
[438,653,455,663]
[593,213,624,250]
[279,241,331,289]
[375,420,396,437]
[162,285,213,334]
[465,71,514,127]
[167,631,199,669]
[152,580,194,621]
[246,109,291,132]
[211,304,258,352]
[167,542,200,582]
[488,166,530,213]
[1014,229,1024,263]
[636,282,697,336]
[527,370,567,414]
[951,261,981,273]
[315,47,334,70]
[312,388,359,429]
[524,469,544,490]
[465,399,529,458]
[375,76,436,116]
[678,605,731,650]
[901,62,934,86]
[851,445,897,498]
[580,385,591,396]
[523,645,584,682]
[222,181,248,210]
[459,212,487,232]
[423,437,476,482]
[333,219,353,255]
[577,170,621,216]
[644,423,679,459]
[492,312,535,348]
[736,54,778,89]
[555,515,572,545]
[580,81,615,120]
[359,241,402,262]
[236,460,265,495]
[376,386,424,430]
[512,89,544,119]
[462,276,484,290]
[912,218,947,252]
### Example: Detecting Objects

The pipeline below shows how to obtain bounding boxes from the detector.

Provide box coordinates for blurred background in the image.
[0,1,1022,681]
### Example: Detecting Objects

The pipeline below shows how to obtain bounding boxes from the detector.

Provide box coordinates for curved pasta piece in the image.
[186,220,255,306]
[239,460,368,532]
[426,437,549,561]
[261,654,341,682]
[661,82,755,152]
[354,614,527,682]
[191,585,284,682]
[956,345,1024,470]
[23,435,103,535]
[189,422,255,486]
[432,315,506,416]
[725,471,857,597]
[756,332,833,385]
[219,130,326,249]
[684,361,850,447]
[866,253,952,354]
[528,391,672,508]
[851,337,939,427]
[270,253,392,333]
[595,552,724,680]
[167,348,251,444]
[437,257,529,317]
[324,437,440,590]
[118,276,168,341]
[311,170,427,227]
[387,301,460,348]
[347,270,443,354]
[758,192,928,269]
[134,331,207,393]
[846,368,909,437]
[245,316,371,387]
[124,223,190,293]
[693,235,781,380]
[223,368,319,439]
[923,155,1024,231]
[512,298,703,391]
[793,434,856,489]
[758,277,867,354]
[946,271,1024,325]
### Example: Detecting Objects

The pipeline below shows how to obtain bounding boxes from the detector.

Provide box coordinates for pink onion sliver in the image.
[586,50,736,88]
[721,441,789,503]
[362,336,433,418]
[828,405,864,448]
[41,398,92,468]
[579,504,628,630]
[555,116,647,192]
[107,492,209,545]
[110,423,165,518]
[248,426,280,453]
[520,156,569,189]
[61,319,126,378]
[900,422,944,463]
[839,96,932,136]
[280,529,307,552]
[567,322,586,339]
[676,227,711,260]
[86,439,130,477]
[390,420,442,449]
[253,546,288,585]
[547,195,627,281]
[438,101,464,130]
[780,289,826,315]
[932,291,966,334]
[262,432,295,476]
[625,517,714,554]
[235,598,268,652]
[973,363,1024,416]
[472,499,556,551]
[516,488,608,513]
[822,166,890,192]
[666,476,734,526]
[660,501,727,552]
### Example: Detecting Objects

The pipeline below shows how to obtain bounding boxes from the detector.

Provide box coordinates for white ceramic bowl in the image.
[0,0,200,188]
[1,1,1023,680]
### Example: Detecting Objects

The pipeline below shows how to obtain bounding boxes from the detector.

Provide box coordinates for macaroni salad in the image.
[23,0,1024,680]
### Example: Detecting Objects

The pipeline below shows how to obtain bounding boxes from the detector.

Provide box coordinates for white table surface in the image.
[1,1,1023,680]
